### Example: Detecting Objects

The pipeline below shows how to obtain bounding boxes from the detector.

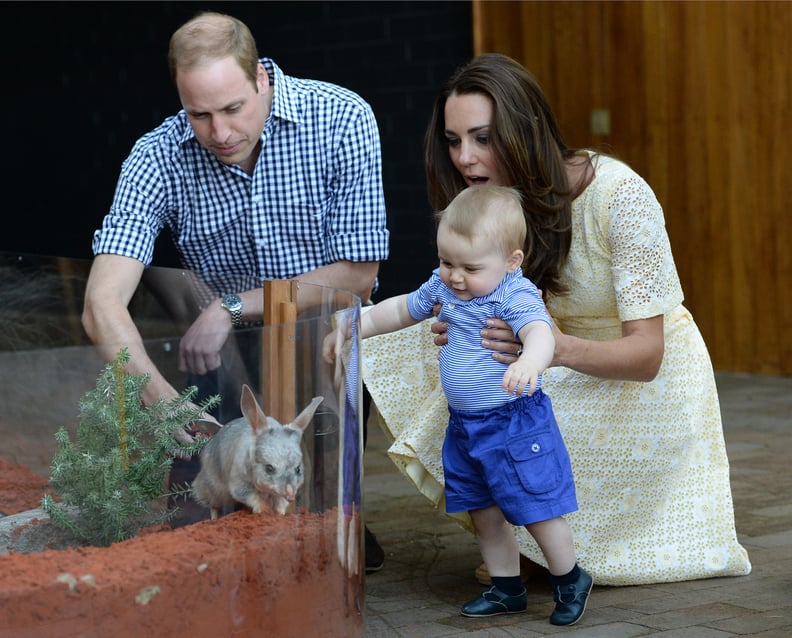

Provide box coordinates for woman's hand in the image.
[431,313,525,363]
[460,312,663,381]
[430,318,449,347]
[480,317,522,364]
[430,303,449,347]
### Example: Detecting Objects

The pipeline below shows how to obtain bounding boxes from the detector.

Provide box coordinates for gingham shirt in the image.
[93,58,389,294]
[406,269,551,412]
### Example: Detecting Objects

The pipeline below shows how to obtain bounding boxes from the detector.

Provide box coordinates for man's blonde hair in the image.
[168,12,260,86]
[435,186,526,258]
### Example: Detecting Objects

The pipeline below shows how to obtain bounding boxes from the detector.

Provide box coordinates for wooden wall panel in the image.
[473,0,791,375]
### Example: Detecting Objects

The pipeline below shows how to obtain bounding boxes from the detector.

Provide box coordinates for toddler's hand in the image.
[502,358,540,396]
[322,329,341,364]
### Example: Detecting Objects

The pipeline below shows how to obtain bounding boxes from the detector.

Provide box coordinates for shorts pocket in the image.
[507,431,563,494]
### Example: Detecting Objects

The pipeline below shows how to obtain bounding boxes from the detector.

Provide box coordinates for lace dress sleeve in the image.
[607,169,684,321]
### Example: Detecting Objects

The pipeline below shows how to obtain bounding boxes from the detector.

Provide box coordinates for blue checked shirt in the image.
[93,58,389,295]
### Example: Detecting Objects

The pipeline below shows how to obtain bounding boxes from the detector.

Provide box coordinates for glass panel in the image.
[0,253,364,636]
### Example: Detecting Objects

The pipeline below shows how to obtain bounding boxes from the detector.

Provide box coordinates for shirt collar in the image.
[262,58,303,125]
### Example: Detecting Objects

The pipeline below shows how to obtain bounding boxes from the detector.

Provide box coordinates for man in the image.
[82,11,388,571]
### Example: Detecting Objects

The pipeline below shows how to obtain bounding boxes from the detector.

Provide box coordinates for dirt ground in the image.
[0,459,364,638]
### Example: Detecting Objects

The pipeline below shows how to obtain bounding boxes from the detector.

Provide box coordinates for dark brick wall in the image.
[1,1,472,300]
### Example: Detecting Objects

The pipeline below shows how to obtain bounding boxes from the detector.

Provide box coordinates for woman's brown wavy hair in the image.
[424,53,592,297]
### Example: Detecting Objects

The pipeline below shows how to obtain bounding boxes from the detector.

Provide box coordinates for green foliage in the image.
[41,348,220,547]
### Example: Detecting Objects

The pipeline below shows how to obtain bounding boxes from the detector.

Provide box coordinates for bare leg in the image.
[470,505,520,577]
[527,517,592,626]
[525,517,576,576]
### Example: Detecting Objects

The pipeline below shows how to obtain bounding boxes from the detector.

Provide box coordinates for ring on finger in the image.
[516,346,523,357]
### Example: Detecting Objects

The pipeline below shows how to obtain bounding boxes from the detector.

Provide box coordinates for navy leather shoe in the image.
[460,585,527,617]
[550,567,593,625]
[364,526,384,573]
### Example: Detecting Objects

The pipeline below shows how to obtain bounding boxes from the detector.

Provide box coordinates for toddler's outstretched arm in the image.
[360,294,417,338]
[322,294,418,364]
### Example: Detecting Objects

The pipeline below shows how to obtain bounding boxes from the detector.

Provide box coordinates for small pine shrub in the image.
[41,348,220,547]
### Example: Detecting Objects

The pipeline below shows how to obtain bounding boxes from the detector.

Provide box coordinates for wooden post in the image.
[262,280,298,423]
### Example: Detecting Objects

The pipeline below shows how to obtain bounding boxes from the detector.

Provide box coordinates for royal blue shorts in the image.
[442,390,578,526]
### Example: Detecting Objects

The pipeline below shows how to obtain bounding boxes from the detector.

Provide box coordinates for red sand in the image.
[0,460,363,638]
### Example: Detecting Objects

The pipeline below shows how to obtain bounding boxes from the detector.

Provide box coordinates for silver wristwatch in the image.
[220,294,243,328]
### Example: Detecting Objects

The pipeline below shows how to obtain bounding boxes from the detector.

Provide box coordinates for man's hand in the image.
[174,408,222,455]
[178,300,232,374]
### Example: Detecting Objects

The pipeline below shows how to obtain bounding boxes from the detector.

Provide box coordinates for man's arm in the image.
[293,260,380,304]
[316,97,388,303]
[175,259,379,375]
[82,254,183,407]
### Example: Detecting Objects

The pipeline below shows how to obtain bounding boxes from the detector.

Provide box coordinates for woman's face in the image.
[443,92,506,187]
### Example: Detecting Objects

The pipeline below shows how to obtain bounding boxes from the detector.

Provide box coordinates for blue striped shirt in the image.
[407,270,551,412]
[93,58,389,294]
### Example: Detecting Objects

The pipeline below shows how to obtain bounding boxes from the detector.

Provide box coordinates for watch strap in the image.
[220,294,243,328]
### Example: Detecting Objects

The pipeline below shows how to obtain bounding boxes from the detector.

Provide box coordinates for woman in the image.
[361,53,751,586]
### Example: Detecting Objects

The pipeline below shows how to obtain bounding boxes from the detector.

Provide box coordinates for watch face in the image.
[222,294,243,326]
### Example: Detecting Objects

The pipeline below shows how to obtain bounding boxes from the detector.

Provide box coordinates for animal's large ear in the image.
[240,384,269,433]
[289,396,324,434]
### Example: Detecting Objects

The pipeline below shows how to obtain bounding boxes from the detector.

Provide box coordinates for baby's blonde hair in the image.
[435,185,526,258]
